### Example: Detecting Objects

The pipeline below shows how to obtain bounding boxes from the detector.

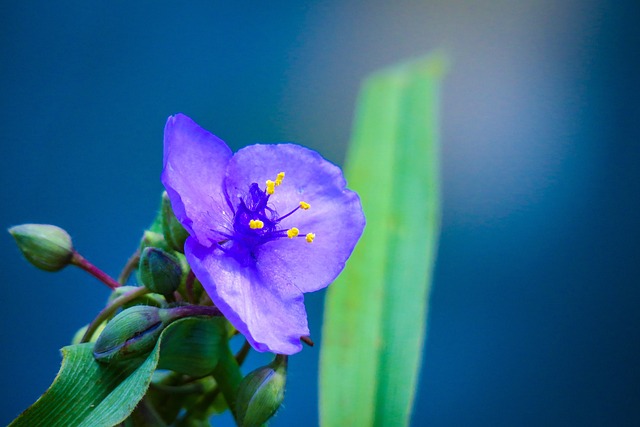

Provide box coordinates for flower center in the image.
[220,172,315,258]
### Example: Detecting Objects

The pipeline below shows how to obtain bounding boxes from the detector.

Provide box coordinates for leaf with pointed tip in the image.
[320,52,446,427]
[10,316,225,427]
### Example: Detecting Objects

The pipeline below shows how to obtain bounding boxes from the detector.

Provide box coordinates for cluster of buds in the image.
[8,191,287,426]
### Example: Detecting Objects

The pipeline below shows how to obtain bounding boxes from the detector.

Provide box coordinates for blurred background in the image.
[1,1,639,426]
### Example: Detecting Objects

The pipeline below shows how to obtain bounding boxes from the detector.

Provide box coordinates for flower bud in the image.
[93,305,165,364]
[161,191,190,252]
[138,247,182,295]
[236,354,287,427]
[8,224,74,272]
[139,230,166,251]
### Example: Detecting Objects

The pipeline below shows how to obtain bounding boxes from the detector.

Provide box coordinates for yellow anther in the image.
[287,227,299,239]
[299,201,310,210]
[249,219,264,229]
[275,172,285,186]
[305,233,315,243]
[266,180,275,195]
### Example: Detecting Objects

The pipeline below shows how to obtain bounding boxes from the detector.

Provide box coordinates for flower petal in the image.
[162,114,234,247]
[226,144,365,293]
[185,237,309,354]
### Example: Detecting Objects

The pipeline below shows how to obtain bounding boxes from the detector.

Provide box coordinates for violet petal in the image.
[185,236,309,354]
[226,144,366,292]
[161,114,233,247]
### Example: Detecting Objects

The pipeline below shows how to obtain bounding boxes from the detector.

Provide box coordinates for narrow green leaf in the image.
[10,316,222,427]
[320,52,446,426]
[9,343,159,427]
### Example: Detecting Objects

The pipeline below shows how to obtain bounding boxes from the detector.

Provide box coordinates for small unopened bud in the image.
[9,224,74,272]
[93,304,220,365]
[236,354,287,427]
[161,191,190,252]
[138,247,182,295]
[139,230,166,251]
[93,305,165,364]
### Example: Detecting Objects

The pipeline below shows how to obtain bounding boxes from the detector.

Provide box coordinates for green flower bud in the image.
[93,305,165,364]
[139,230,166,251]
[236,354,287,427]
[138,247,182,295]
[161,191,190,252]
[8,224,74,272]
[93,304,220,365]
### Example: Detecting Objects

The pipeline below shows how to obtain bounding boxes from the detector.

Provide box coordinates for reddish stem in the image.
[71,251,121,290]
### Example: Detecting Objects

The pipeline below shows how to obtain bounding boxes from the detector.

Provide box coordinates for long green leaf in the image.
[9,343,158,427]
[320,53,446,426]
[10,316,223,427]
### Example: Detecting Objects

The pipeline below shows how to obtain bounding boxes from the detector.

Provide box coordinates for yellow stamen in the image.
[287,227,299,239]
[249,219,264,229]
[266,180,275,195]
[275,172,285,186]
[299,201,310,210]
[305,233,315,243]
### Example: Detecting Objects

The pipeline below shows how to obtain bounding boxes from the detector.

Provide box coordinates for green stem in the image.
[236,340,251,366]
[178,387,222,425]
[150,381,206,395]
[185,269,196,303]
[130,397,168,426]
[71,251,121,290]
[118,249,140,284]
[80,286,151,343]
[212,343,243,422]
[177,342,252,425]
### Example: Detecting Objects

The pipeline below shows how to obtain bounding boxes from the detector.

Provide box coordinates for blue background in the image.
[1,1,639,426]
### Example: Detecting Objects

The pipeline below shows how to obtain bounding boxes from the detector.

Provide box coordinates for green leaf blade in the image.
[320,52,446,427]
[10,316,223,427]
[10,343,157,427]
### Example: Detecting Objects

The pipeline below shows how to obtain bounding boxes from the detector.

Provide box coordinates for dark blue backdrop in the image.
[1,1,639,426]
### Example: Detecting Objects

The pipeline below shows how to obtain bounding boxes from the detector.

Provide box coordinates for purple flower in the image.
[162,114,365,354]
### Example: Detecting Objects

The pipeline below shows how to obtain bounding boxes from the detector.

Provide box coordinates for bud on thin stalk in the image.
[8,224,74,272]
